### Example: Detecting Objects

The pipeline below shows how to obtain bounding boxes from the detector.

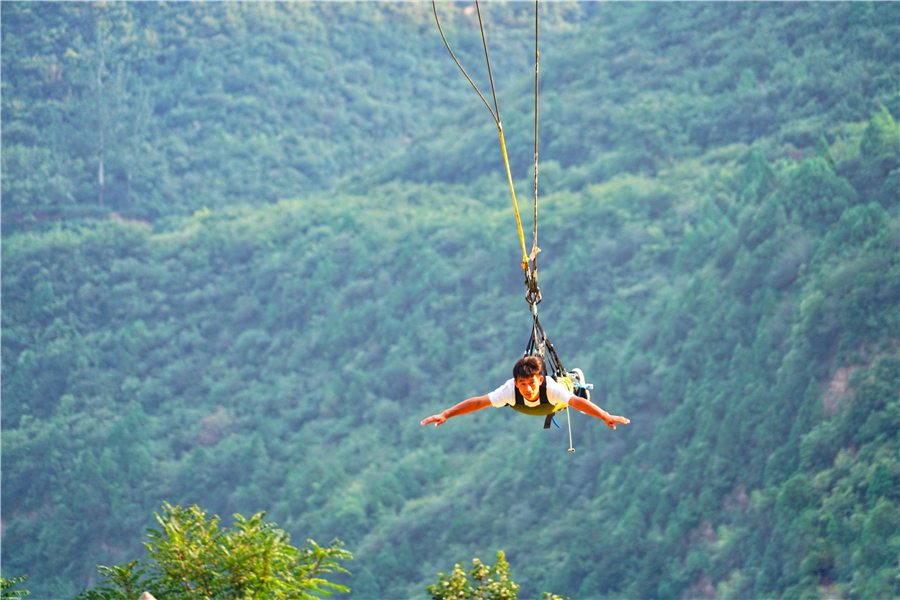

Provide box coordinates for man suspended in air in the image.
[420,356,630,430]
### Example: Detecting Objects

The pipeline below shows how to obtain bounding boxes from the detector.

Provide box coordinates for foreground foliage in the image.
[76,504,351,600]
[0,577,29,599]
[428,552,520,600]
[427,551,566,600]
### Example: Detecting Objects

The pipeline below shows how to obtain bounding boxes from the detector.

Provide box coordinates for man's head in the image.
[513,356,544,402]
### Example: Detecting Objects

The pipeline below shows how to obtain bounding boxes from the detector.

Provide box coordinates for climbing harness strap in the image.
[508,377,567,428]
[524,310,565,379]
[522,308,571,430]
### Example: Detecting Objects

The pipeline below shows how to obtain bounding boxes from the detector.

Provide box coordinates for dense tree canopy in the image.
[1,1,587,231]
[2,2,898,599]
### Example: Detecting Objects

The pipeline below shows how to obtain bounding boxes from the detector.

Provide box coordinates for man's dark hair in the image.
[513,356,543,380]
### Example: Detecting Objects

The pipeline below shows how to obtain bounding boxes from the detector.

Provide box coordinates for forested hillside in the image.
[1,1,586,232]
[2,2,898,599]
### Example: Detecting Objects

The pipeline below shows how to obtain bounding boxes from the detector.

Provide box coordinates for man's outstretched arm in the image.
[421,395,492,427]
[568,395,630,430]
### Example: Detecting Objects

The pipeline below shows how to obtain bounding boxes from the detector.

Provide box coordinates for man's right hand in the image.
[420,412,447,426]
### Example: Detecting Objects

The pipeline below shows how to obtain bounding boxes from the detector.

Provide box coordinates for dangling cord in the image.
[475,1,501,123]
[431,1,496,123]
[566,406,575,453]
[432,1,530,272]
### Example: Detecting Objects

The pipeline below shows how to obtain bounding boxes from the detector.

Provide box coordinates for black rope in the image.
[475,2,501,125]
[432,1,499,127]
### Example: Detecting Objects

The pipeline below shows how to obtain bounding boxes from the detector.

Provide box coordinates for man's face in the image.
[514,374,544,402]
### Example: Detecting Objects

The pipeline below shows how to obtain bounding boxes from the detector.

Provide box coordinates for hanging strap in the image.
[524,310,565,378]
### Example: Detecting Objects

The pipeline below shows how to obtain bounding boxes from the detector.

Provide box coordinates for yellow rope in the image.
[498,126,529,270]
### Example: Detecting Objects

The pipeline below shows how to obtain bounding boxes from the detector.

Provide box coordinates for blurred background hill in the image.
[2,2,897,598]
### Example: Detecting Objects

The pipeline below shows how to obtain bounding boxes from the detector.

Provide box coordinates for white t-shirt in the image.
[488,377,572,409]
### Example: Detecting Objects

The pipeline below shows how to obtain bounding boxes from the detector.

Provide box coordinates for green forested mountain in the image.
[1,1,586,231]
[2,2,898,599]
